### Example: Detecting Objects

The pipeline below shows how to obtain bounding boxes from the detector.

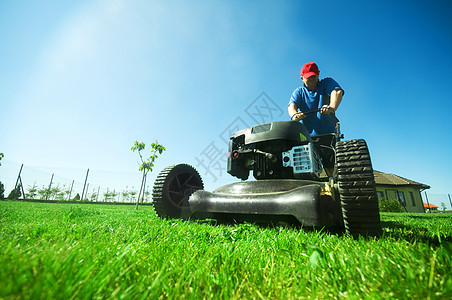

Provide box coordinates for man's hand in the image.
[320,105,335,114]
[291,111,306,121]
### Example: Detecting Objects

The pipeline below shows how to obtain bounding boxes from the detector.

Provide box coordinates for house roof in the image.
[373,170,430,190]
[423,202,438,208]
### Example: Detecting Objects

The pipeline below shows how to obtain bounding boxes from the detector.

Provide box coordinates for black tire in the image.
[152,164,204,219]
[336,139,381,237]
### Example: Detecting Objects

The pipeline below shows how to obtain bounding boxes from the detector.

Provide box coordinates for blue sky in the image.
[1,0,452,207]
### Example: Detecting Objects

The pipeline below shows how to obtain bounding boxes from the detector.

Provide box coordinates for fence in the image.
[1,159,451,211]
[423,192,452,212]
[0,160,148,204]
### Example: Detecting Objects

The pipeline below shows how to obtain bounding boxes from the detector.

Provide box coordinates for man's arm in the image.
[288,103,305,121]
[320,88,344,114]
[329,88,344,110]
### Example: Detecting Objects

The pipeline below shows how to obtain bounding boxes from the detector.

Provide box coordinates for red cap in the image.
[300,62,319,78]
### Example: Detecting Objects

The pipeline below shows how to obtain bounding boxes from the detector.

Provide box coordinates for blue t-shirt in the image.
[289,77,343,136]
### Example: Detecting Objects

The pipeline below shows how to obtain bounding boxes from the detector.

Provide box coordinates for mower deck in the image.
[187,180,343,227]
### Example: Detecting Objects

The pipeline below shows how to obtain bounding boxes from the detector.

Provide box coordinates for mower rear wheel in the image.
[152,164,204,219]
[336,139,381,237]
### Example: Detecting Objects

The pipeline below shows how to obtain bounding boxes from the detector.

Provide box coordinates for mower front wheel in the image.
[152,164,204,219]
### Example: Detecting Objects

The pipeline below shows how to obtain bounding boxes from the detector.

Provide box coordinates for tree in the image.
[131,140,166,209]
[121,188,131,203]
[52,185,65,201]
[103,189,117,202]
[37,186,52,200]
[26,183,39,199]
[90,189,98,202]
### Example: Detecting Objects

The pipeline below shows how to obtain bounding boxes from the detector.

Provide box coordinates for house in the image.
[373,170,430,213]
[423,202,439,211]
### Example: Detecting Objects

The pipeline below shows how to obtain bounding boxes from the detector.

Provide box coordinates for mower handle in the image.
[290,109,320,121]
[292,108,339,124]
[302,108,321,115]
[300,108,336,115]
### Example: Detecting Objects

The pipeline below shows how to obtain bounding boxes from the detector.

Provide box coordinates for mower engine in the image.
[227,121,323,180]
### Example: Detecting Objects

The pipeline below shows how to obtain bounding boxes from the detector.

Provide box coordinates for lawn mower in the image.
[152,110,381,236]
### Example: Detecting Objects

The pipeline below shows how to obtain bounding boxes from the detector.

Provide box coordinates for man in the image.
[288,62,344,136]
[288,62,344,175]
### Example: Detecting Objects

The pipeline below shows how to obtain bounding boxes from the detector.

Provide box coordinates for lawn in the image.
[0,201,450,299]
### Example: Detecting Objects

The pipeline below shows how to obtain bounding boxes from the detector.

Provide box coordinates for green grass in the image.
[0,201,450,299]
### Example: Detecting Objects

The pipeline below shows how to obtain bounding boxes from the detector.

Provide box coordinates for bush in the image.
[7,186,22,200]
[379,199,403,212]
[0,153,4,200]
[0,182,4,200]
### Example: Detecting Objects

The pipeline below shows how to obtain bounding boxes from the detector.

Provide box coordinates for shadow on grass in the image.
[194,217,350,238]
[194,213,452,245]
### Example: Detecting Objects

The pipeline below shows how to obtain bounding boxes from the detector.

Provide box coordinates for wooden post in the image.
[85,183,89,201]
[19,176,25,200]
[96,186,100,202]
[13,164,25,199]
[421,190,426,213]
[68,180,74,201]
[425,191,431,213]
[45,174,54,201]
[396,190,408,212]
[14,164,23,189]
[81,169,89,201]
